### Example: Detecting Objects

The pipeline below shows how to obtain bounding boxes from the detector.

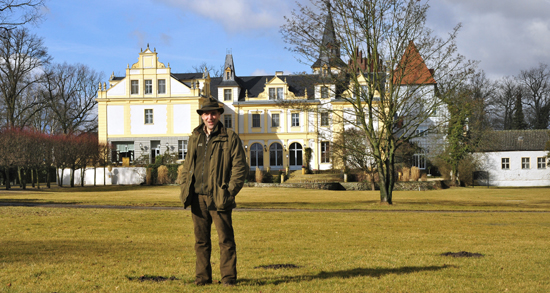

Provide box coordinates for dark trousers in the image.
[191,194,237,283]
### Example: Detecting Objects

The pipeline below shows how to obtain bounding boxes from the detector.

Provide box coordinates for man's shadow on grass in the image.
[239,265,454,286]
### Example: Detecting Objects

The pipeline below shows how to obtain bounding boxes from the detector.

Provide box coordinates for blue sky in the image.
[31,0,550,81]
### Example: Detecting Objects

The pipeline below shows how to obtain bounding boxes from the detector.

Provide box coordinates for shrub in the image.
[255,167,264,183]
[157,165,169,185]
[146,168,152,185]
[458,155,477,187]
[402,167,410,181]
[410,166,420,181]
[263,171,273,183]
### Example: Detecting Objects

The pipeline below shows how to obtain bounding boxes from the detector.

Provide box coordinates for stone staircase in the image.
[284,170,343,183]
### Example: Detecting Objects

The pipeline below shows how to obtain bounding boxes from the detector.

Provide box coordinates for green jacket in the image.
[179,122,249,211]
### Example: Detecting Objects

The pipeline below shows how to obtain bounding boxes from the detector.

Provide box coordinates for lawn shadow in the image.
[240,265,454,286]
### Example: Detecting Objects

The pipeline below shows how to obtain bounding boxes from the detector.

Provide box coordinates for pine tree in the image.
[512,93,528,129]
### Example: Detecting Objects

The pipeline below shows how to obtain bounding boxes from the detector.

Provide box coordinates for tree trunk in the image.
[36,169,40,189]
[31,169,35,188]
[70,168,75,187]
[59,168,64,187]
[81,167,85,186]
[46,168,51,188]
[103,166,106,186]
[4,167,10,190]
[94,167,97,186]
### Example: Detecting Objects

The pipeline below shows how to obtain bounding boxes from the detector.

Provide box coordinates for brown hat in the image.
[196,97,224,115]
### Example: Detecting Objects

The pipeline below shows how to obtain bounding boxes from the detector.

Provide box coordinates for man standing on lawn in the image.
[179,97,248,286]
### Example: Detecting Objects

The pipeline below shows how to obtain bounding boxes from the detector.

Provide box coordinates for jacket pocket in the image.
[214,184,235,211]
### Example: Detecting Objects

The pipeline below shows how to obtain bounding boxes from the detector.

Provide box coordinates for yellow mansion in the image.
[96,11,437,172]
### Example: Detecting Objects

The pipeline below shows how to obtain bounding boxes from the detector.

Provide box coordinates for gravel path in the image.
[1,202,549,213]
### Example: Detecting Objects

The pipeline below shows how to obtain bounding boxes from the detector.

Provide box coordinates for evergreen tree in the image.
[512,92,528,129]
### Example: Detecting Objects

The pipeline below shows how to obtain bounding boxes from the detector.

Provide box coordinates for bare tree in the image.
[42,62,103,134]
[518,63,550,129]
[191,62,224,78]
[281,0,475,204]
[0,0,46,32]
[0,27,50,127]
[489,76,520,130]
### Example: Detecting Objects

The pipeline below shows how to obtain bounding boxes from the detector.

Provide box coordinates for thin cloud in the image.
[130,30,147,49]
[160,33,172,46]
[159,0,295,33]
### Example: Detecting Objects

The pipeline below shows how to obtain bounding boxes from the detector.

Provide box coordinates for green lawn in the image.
[1,186,550,292]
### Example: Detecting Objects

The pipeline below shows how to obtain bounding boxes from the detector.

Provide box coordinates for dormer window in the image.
[321,86,329,99]
[226,71,231,80]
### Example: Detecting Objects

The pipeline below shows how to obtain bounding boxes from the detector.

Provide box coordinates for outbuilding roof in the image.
[479,130,550,152]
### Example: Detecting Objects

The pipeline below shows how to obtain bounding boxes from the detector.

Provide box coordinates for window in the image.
[250,143,264,167]
[224,114,232,128]
[272,113,280,127]
[321,86,328,99]
[158,79,166,94]
[538,157,547,169]
[226,71,230,80]
[321,142,330,163]
[522,157,530,169]
[269,88,276,100]
[145,80,152,94]
[269,143,283,167]
[501,158,510,170]
[291,113,300,127]
[224,89,232,101]
[178,140,188,160]
[413,151,426,169]
[144,109,153,124]
[131,80,139,94]
[321,112,329,126]
[289,142,303,166]
[252,114,261,128]
[113,142,135,163]
[277,87,284,100]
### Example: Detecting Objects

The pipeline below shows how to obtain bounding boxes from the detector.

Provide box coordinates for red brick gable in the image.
[394,41,436,85]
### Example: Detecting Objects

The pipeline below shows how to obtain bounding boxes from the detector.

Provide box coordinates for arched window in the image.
[289,142,303,167]
[269,143,283,167]
[250,143,264,167]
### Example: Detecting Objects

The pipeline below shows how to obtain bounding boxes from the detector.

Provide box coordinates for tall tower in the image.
[311,1,346,74]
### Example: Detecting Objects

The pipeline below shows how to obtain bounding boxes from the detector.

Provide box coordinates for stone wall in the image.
[244,180,444,191]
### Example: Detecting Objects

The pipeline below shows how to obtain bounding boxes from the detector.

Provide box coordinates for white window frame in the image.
[501,158,510,170]
[224,89,232,101]
[320,112,329,126]
[291,113,300,127]
[521,157,530,169]
[321,141,330,163]
[537,157,547,169]
[224,114,232,128]
[144,80,152,94]
[144,109,153,124]
[252,114,261,128]
[269,88,276,100]
[272,113,280,127]
[277,87,284,100]
[131,80,139,94]
[157,79,166,94]
[321,86,328,99]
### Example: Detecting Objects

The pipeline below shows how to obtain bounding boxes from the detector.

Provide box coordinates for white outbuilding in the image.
[474,130,550,187]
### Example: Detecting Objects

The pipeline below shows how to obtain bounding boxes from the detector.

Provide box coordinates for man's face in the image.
[201,110,220,133]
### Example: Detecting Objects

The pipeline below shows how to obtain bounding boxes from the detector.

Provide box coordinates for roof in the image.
[210,74,319,101]
[394,41,436,85]
[478,130,550,152]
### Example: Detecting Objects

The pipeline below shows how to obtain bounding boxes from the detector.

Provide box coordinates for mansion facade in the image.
[97,12,439,172]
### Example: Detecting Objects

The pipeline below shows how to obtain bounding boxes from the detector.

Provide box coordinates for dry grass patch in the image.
[1,207,549,292]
